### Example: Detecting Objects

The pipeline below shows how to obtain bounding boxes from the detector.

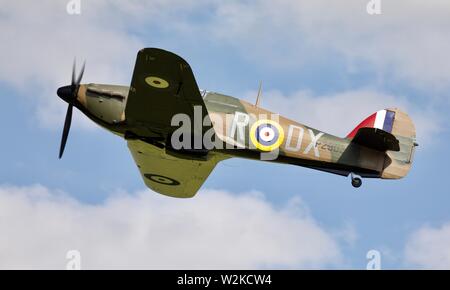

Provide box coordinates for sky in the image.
[0,0,449,269]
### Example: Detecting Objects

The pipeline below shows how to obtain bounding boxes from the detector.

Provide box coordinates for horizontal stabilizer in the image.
[351,127,400,152]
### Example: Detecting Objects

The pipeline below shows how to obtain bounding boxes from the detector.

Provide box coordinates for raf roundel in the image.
[145,76,169,89]
[250,119,285,152]
[144,174,180,186]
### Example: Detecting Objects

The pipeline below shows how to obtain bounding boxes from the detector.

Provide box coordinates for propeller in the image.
[57,60,85,159]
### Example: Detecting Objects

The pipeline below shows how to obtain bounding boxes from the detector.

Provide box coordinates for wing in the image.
[125,48,209,139]
[128,140,221,198]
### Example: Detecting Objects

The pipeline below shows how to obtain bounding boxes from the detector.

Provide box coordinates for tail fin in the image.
[347,109,417,179]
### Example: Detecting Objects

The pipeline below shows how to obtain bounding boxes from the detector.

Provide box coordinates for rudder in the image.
[381,108,417,179]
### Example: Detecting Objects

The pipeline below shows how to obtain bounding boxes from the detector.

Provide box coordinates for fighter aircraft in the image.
[57,48,418,198]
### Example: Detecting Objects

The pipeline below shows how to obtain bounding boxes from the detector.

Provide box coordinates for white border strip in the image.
[374,110,386,129]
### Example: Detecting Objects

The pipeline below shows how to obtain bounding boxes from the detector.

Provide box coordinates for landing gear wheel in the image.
[351,177,362,188]
[350,173,362,188]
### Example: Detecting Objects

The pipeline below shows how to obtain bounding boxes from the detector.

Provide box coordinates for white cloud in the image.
[203,0,450,90]
[0,184,342,269]
[405,223,450,269]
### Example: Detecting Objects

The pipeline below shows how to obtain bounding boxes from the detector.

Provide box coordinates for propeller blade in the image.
[71,59,76,88]
[58,59,85,158]
[59,104,73,159]
[76,61,85,86]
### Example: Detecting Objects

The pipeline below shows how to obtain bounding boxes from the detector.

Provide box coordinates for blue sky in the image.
[0,0,449,269]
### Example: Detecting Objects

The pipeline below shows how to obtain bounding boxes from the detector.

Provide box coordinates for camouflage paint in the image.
[61,48,417,198]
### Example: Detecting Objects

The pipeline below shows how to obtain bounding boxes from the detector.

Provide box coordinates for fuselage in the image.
[68,83,385,178]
